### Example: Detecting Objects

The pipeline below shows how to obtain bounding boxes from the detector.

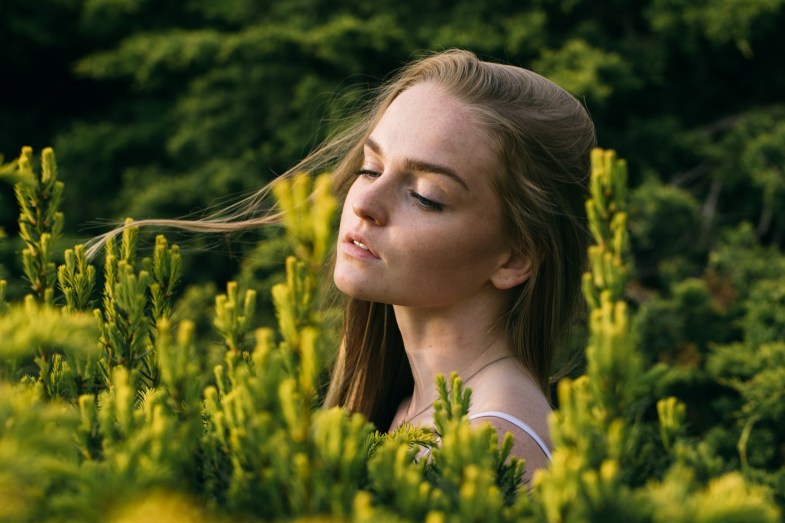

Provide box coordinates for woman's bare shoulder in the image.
[467,413,551,484]
[466,361,553,470]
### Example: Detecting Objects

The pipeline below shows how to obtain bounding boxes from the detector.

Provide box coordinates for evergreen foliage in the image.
[14,147,63,305]
[4,0,784,299]
[3,18,784,506]
[3,3,785,516]
[1,146,782,521]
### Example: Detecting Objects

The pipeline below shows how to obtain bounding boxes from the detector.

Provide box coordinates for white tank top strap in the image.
[468,410,552,461]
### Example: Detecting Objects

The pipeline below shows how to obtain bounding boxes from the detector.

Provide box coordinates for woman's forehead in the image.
[368,83,500,186]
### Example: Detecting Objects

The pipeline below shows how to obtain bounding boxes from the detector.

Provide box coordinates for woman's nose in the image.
[351,179,389,226]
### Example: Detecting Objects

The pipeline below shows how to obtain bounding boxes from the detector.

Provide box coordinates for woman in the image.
[323,50,595,482]
[89,49,595,481]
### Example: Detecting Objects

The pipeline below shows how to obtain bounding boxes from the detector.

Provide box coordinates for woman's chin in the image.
[334,276,376,302]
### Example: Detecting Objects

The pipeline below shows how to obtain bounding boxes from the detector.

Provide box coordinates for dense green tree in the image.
[4,0,784,250]
[2,3,785,509]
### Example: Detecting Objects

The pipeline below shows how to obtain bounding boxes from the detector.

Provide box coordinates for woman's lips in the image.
[342,234,380,259]
[353,240,371,251]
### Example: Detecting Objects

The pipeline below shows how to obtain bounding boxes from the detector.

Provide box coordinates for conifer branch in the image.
[213,281,256,356]
[0,296,101,361]
[144,235,182,323]
[57,244,97,312]
[97,220,157,388]
[13,147,65,305]
[273,173,337,271]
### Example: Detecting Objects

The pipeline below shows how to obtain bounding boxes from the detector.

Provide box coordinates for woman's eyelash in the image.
[410,191,443,212]
[354,169,380,178]
[354,169,443,211]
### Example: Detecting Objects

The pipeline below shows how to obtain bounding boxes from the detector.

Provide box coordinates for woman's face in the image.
[334,82,519,309]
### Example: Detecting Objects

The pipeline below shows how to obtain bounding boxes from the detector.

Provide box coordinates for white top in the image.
[468,411,552,461]
[416,410,553,463]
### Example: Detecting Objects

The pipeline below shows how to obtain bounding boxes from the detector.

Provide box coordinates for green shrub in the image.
[0,147,781,522]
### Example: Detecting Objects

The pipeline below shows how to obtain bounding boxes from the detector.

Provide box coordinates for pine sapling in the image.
[657,396,686,453]
[14,147,64,305]
[144,235,182,324]
[155,318,202,422]
[213,281,256,357]
[386,373,526,522]
[98,222,156,388]
[271,257,327,401]
[272,173,337,272]
[58,244,97,313]
[534,149,654,520]
[533,149,780,522]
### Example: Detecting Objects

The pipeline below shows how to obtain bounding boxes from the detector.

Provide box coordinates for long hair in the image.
[323,50,596,429]
[87,50,595,431]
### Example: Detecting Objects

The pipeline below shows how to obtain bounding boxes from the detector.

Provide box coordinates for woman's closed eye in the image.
[355,168,444,212]
[409,191,443,212]
[355,169,381,179]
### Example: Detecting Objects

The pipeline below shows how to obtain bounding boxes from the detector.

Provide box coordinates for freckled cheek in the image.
[403,224,501,280]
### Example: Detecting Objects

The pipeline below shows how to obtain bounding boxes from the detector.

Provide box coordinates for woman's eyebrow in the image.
[364,137,470,191]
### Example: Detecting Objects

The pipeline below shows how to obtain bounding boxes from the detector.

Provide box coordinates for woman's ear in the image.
[490,252,533,290]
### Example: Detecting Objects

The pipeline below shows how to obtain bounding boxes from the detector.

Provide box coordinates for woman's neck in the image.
[392,297,513,417]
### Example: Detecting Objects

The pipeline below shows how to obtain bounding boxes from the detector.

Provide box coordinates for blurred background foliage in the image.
[2,0,785,508]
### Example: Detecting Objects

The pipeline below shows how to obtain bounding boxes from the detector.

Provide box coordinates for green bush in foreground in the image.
[0,147,780,522]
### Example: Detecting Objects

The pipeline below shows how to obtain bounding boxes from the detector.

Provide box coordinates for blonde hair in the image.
[88,50,596,431]
[322,50,595,429]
